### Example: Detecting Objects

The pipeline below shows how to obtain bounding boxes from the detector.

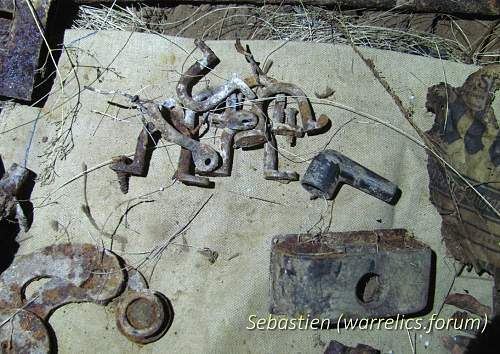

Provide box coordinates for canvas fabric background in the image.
[0,30,495,353]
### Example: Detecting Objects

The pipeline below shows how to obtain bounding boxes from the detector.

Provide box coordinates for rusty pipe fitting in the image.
[301,150,401,204]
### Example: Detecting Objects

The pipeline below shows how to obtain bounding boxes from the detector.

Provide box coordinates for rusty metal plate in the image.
[0,0,52,101]
[0,243,173,352]
[270,229,433,321]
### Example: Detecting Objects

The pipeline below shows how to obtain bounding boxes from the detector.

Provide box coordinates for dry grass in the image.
[73,4,499,65]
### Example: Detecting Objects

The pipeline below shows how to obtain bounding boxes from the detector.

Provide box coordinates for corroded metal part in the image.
[209,109,258,131]
[0,163,30,196]
[270,98,304,139]
[271,94,286,124]
[233,97,269,149]
[175,91,213,187]
[202,109,258,177]
[0,243,125,315]
[0,310,50,354]
[260,82,330,135]
[285,107,299,146]
[263,131,299,182]
[270,229,433,321]
[176,39,255,113]
[234,82,329,149]
[264,103,299,183]
[324,340,380,354]
[141,101,220,173]
[0,157,36,231]
[110,122,157,194]
[171,109,212,188]
[0,244,173,352]
[234,39,277,87]
[301,149,401,204]
[116,269,173,344]
[0,0,52,101]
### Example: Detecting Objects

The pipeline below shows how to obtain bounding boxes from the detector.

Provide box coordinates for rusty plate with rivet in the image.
[270,229,433,321]
[0,0,52,101]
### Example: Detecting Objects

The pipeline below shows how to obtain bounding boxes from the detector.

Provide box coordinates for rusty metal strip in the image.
[0,0,52,101]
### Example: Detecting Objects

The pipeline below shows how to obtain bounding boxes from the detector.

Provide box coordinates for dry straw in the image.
[73,4,499,65]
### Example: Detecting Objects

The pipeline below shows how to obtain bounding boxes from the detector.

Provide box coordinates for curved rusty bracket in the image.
[261,82,330,135]
[176,39,256,113]
[201,105,258,177]
[142,101,220,173]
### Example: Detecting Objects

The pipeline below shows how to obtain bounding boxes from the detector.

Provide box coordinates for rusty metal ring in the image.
[116,291,173,344]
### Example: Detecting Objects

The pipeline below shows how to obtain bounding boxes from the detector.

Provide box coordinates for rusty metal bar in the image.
[72,0,500,17]
[0,0,52,101]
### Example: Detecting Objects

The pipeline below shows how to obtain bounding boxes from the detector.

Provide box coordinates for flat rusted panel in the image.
[0,0,52,101]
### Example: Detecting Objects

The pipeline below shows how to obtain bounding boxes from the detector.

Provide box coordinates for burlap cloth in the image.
[0,30,495,353]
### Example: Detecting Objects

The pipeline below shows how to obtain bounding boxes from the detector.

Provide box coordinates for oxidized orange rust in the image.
[0,0,52,100]
[0,244,172,352]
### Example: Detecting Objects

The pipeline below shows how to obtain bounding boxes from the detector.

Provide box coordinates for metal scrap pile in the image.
[109,39,331,192]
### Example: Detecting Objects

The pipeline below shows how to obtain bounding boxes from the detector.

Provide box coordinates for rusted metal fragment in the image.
[260,82,329,135]
[324,340,380,354]
[110,122,158,194]
[0,0,52,101]
[270,229,432,320]
[0,243,172,352]
[285,107,299,147]
[301,150,401,204]
[450,311,486,335]
[234,82,329,149]
[0,157,36,231]
[202,103,258,177]
[0,310,50,354]
[441,335,472,354]
[445,293,491,317]
[176,39,255,113]
[173,91,213,187]
[263,132,299,182]
[425,64,500,273]
[144,101,220,173]
[0,243,125,315]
